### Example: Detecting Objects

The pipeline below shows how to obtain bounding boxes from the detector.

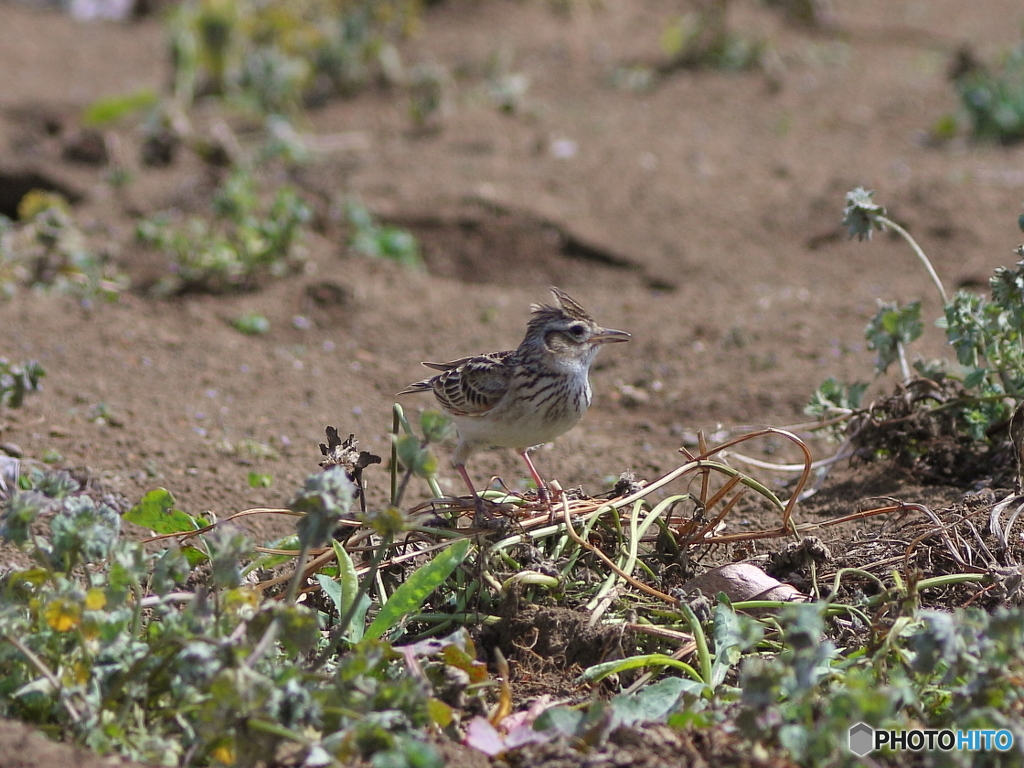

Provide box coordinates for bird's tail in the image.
[395,380,433,396]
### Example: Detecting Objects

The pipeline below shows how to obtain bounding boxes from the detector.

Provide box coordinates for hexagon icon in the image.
[849,722,874,757]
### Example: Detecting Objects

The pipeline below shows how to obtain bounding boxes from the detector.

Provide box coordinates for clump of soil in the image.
[848,379,1021,488]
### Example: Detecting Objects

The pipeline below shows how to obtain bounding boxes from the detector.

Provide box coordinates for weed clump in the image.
[345,199,423,270]
[809,188,1024,480]
[0,359,45,411]
[136,169,312,294]
[0,192,126,303]
[169,0,420,114]
[953,43,1024,143]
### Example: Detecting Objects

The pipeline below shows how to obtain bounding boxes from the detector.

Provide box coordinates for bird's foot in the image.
[536,484,551,507]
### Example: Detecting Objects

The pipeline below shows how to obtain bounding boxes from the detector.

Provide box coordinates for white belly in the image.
[450,367,592,463]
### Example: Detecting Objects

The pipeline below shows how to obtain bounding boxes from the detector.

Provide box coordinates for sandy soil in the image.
[3,0,1024,765]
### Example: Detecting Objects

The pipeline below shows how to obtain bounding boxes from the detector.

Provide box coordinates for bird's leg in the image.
[518,449,551,507]
[456,463,491,526]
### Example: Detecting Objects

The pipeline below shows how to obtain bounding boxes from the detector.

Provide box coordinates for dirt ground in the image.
[3,0,1024,765]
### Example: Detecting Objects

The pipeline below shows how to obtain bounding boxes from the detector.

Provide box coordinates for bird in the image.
[398,287,630,516]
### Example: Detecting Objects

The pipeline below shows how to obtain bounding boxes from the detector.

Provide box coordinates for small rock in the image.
[617,384,650,407]
[0,442,23,458]
[141,129,179,167]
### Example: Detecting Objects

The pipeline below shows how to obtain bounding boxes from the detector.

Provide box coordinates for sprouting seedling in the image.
[390,403,449,507]
[345,200,423,270]
[843,187,948,304]
[0,359,45,410]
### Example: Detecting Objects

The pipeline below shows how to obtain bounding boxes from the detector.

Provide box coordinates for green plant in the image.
[507,593,1024,766]
[0,459,481,767]
[0,405,472,766]
[953,44,1024,143]
[346,200,423,270]
[730,600,1024,766]
[0,193,126,303]
[864,300,923,381]
[137,169,311,293]
[9,402,1024,766]
[407,64,448,130]
[231,312,271,335]
[0,359,45,411]
[169,0,420,115]
[247,471,272,487]
[805,377,867,424]
[659,1,765,73]
[810,188,1024,442]
[82,89,160,127]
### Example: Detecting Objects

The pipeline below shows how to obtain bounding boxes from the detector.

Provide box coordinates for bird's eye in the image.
[568,324,587,339]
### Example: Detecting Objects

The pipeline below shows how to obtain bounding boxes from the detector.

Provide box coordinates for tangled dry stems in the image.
[143,425,1024,617]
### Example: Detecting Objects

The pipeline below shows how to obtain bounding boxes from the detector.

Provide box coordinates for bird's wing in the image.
[405,350,514,416]
[420,356,477,373]
[436,352,514,415]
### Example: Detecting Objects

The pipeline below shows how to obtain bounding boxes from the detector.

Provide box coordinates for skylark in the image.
[399,287,629,513]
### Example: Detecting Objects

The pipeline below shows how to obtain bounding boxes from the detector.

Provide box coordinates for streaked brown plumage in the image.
[399,287,629,509]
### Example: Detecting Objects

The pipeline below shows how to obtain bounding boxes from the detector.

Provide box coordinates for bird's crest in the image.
[530,286,593,324]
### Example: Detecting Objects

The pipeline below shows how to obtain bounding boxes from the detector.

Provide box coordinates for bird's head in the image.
[526,287,630,364]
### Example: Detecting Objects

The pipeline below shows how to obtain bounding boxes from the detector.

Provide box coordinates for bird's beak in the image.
[592,327,631,344]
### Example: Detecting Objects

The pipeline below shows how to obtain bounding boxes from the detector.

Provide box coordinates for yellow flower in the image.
[44,597,81,633]
[85,588,107,611]
[211,743,234,764]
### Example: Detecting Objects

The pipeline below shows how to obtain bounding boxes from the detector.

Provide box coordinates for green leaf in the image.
[333,539,359,619]
[943,291,986,367]
[843,187,886,241]
[712,598,761,688]
[865,301,922,373]
[181,544,208,567]
[534,706,584,736]
[51,495,121,566]
[364,539,471,640]
[608,677,690,727]
[276,604,319,655]
[247,471,272,488]
[206,524,252,589]
[347,594,371,643]
[152,544,191,595]
[963,367,989,389]
[244,534,299,574]
[315,573,343,615]
[291,466,355,548]
[0,492,46,545]
[371,736,442,768]
[347,200,423,270]
[710,601,755,688]
[419,411,452,444]
[394,434,438,479]
[805,377,867,418]
[124,488,199,534]
[579,654,703,684]
[231,313,270,335]
[83,89,159,126]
